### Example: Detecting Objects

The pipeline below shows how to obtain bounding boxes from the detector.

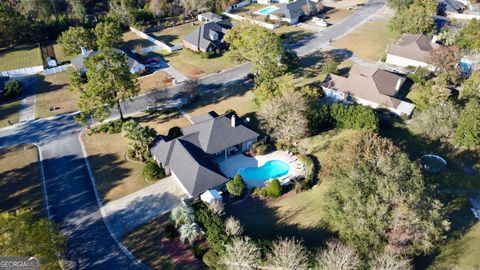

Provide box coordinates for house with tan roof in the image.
[386,34,440,70]
[322,64,415,116]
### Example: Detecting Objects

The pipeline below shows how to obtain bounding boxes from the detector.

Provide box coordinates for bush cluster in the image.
[299,155,316,187]
[91,120,123,134]
[254,179,282,198]
[308,104,379,134]
[142,161,165,181]
[251,142,274,155]
[3,80,22,100]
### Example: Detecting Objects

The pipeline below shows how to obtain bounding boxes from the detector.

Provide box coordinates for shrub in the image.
[226,174,246,197]
[92,120,123,134]
[265,179,282,197]
[251,142,274,155]
[164,222,178,239]
[142,161,164,181]
[330,104,379,131]
[192,242,205,259]
[322,59,338,74]
[3,80,22,100]
[167,126,183,138]
[195,206,228,255]
[307,105,335,134]
[299,155,315,187]
[203,249,225,270]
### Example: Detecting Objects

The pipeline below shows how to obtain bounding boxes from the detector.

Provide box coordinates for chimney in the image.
[395,78,402,91]
[231,115,236,127]
[80,47,88,57]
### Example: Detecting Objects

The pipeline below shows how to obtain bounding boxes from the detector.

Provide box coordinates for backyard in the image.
[0,145,44,219]
[162,49,239,78]
[122,31,156,50]
[151,23,200,47]
[35,72,80,119]
[0,45,43,71]
[0,100,21,127]
[332,21,399,62]
[231,3,267,18]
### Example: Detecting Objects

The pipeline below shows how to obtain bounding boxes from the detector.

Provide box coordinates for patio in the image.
[217,150,304,187]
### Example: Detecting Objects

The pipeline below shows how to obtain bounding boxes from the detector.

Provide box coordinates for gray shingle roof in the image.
[273,0,317,20]
[71,48,144,72]
[150,112,259,197]
[183,20,232,51]
[199,12,223,22]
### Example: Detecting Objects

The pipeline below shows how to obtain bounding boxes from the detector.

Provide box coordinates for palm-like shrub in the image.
[171,204,195,227]
[179,222,202,245]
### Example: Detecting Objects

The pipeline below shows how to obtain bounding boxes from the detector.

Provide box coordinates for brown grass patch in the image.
[35,72,80,119]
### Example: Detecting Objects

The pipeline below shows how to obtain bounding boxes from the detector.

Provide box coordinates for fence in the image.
[43,64,72,75]
[227,0,251,11]
[0,65,44,77]
[130,27,183,53]
[222,12,279,29]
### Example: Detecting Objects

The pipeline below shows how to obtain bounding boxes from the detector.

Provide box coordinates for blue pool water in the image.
[238,160,290,181]
[258,6,279,15]
[459,61,472,76]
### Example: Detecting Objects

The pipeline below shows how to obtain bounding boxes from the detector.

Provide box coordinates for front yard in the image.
[324,8,354,24]
[82,132,153,203]
[35,72,80,119]
[122,214,206,270]
[0,145,44,219]
[163,49,239,78]
[0,45,43,71]
[332,21,399,62]
[0,100,21,127]
[150,23,200,47]
[274,26,315,45]
[138,71,174,94]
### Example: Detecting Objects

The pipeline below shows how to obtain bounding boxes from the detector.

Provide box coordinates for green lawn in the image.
[0,46,43,71]
[162,49,239,78]
[0,145,44,220]
[332,21,400,62]
[0,100,21,127]
[151,23,200,47]
[122,31,156,50]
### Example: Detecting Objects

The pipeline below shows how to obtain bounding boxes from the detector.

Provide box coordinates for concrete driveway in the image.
[101,176,186,239]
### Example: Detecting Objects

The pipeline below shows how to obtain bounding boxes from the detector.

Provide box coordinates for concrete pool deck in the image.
[218,150,304,187]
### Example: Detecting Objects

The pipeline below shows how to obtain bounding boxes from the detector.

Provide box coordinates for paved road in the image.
[40,135,146,269]
[0,1,385,269]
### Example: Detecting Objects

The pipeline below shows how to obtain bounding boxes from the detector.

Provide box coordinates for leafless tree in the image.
[266,237,309,270]
[225,216,243,237]
[222,237,261,270]
[369,251,412,270]
[315,240,360,270]
[146,88,169,107]
[258,90,309,143]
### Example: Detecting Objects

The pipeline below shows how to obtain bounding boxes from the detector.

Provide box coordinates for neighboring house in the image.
[198,12,222,22]
[257,0,290,4]
[443,0,480,19]
[322,64,415,116]
[0,76,7,93]
[386,34,440,70]
[269,0,318,25]
[71,48,145,75]
[182,20,232,53]
[151,111,259,198]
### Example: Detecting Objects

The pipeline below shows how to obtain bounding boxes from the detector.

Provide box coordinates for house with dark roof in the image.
[150,111,259,197]
[322,64,415,116]
[269,0,319,25]
[71,48,145,75]
[386,34,441,70]
[182,20,232,53]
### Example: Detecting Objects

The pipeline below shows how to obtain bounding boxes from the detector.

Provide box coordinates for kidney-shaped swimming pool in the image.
[238,160,290,181]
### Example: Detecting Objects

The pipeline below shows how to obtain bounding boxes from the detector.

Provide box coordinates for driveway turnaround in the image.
[101,176,186,239]
[39,134,147,269]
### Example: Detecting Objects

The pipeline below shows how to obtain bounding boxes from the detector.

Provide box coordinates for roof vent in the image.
[231,115,236,127]
[395,78,402,91]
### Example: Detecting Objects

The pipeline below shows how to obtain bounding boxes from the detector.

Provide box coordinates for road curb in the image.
[77,130,150,270]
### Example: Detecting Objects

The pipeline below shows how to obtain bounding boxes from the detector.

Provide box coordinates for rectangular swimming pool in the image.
[257,6,279,15]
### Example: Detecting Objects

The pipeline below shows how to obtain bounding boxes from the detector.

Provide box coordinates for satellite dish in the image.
[245,117,250,123]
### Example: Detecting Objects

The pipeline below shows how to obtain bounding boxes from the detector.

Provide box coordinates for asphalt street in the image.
[0,1,385,268]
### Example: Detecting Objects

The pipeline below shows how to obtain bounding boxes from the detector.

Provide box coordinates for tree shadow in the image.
[36,74,68,95]
[226,196,335,249]
[0,146,44,220]
[282,30,316,48]
[149,34,179,47]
